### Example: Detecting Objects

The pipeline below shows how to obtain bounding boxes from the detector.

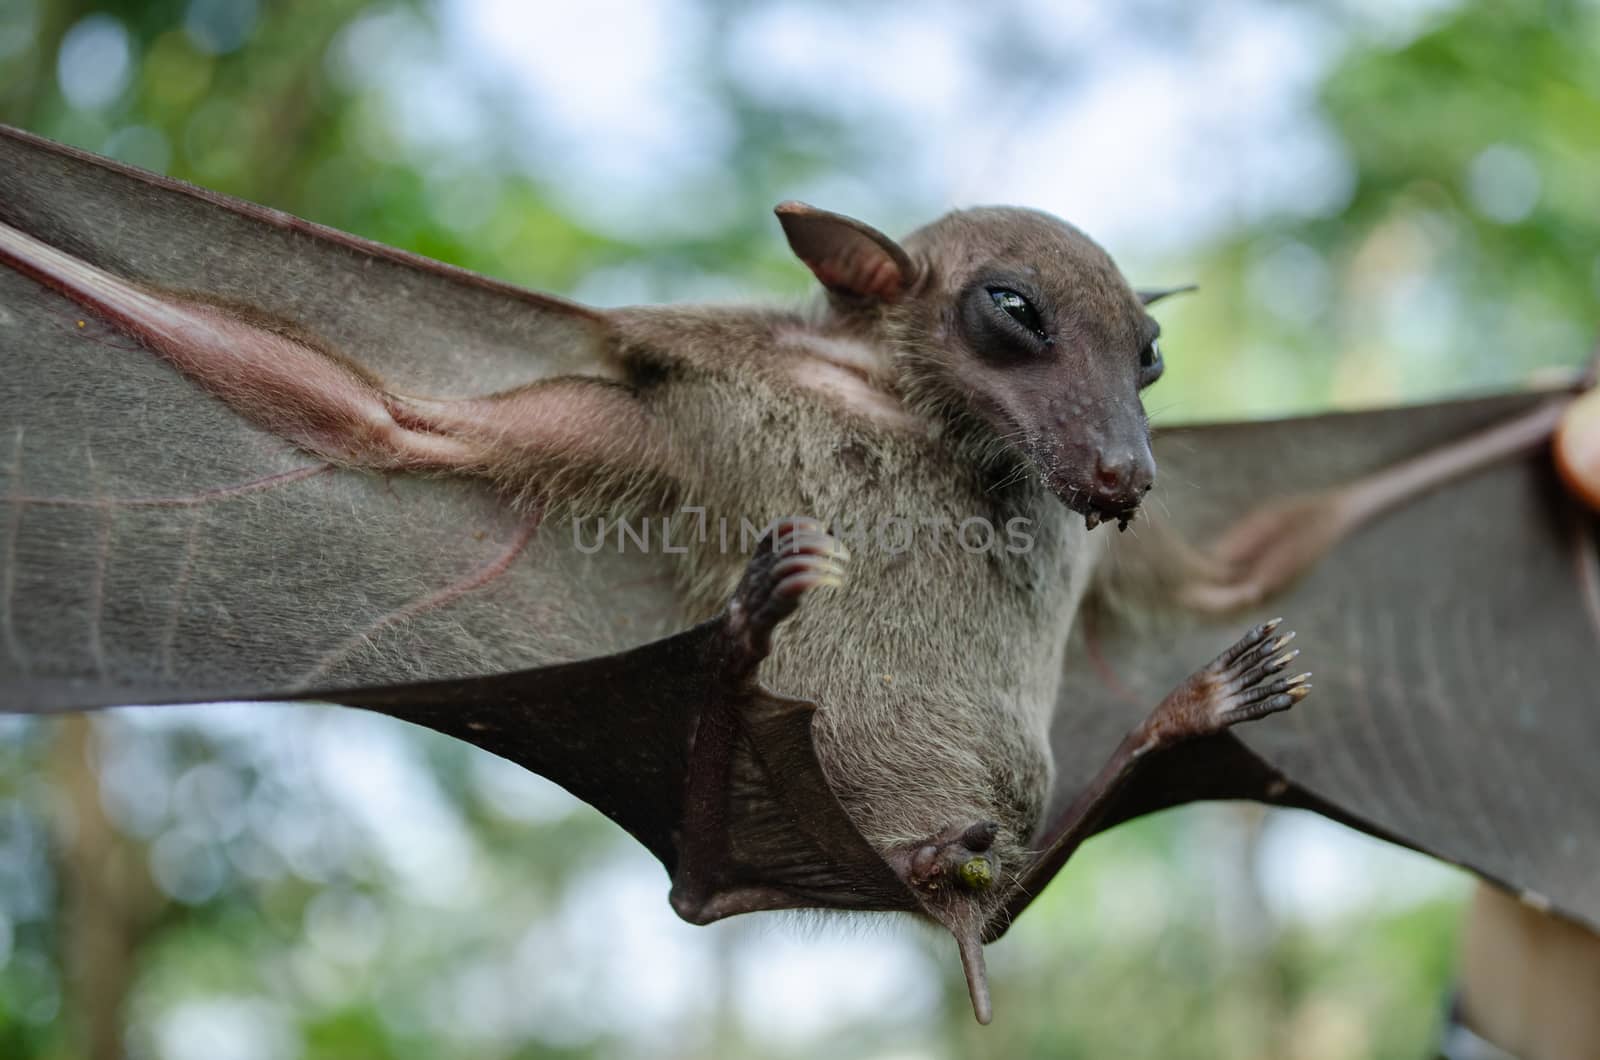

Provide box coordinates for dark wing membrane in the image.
[0,125,682,710]
[325,633,915,917]
[1050,390,1600,931]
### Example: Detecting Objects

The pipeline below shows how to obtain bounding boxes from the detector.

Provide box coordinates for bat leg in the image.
[668,517,854,922]
[994,620,1311,937]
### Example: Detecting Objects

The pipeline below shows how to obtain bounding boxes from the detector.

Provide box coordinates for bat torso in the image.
[609,306,1105,861]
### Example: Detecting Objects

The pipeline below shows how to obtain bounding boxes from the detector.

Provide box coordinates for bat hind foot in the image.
[1140,618,1311,752]
[723,517,848,671]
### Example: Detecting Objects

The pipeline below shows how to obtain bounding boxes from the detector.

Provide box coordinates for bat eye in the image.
[988,287,1048,341]
[957,856,995,891]
[1140,339,1161,370]
[1138,339,1164,387]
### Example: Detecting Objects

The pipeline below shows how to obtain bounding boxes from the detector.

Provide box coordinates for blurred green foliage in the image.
[2,0,1596,1057]
[1164,0,1600,420]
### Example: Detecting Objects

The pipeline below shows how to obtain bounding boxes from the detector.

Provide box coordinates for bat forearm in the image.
[0,220,474,468]
[0,220,674,507]
[1339,396,1569,524]
[1179,396,1573,613]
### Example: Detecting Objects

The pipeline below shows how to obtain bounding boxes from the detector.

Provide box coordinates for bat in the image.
[1,124,1596,1024]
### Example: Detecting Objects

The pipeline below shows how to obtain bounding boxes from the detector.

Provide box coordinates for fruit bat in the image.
[1,124,1596,1024]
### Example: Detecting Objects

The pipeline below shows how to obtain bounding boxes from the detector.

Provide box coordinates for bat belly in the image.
[652,373,1089,849]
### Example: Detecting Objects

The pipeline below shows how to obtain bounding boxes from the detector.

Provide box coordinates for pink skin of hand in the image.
[1556,387,1600,511]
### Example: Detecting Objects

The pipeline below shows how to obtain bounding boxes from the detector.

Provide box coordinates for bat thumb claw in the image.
[955,927,993,1025]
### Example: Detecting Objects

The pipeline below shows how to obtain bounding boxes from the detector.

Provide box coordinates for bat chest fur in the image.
[653,363,1102,858]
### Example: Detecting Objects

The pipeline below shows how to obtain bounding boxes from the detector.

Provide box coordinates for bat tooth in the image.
[1083,510,1101,530]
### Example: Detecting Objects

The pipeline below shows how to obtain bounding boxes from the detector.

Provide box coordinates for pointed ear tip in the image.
[1139,283,1201,306]
[773,200,812,218]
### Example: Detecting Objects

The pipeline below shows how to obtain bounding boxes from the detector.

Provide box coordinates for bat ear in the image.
[775,200,919,302]
[1138,283,1198,306]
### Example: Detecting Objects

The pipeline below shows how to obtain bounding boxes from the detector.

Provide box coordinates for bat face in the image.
[902,207,1162,530]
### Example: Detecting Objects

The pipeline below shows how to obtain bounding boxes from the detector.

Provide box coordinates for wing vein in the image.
[297,507,544,686]
[161,517,203,680]
[8,463,333,508]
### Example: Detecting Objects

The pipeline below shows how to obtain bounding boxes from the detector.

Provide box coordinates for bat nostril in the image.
[1094,454,1141,497]
[1088,450,1155,513]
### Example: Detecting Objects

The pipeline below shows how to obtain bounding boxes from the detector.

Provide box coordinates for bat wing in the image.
[0,128,913,923]
[1044,388,1600,931]
[0,123,684,708]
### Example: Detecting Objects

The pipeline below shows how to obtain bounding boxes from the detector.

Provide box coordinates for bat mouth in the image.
[1046,474,1143,531]
[1014,436,1149,532]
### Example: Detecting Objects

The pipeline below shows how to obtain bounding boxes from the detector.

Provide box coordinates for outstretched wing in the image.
[0,124,686,711]
[0,127,915,934]
[1045,388,1600,931]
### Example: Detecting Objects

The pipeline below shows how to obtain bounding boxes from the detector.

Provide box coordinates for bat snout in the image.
[1011,391,1157,529]
[1089,446,1155,512]
[1039,441,1155,530]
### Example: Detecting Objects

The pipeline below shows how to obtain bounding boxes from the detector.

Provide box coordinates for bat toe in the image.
[1142,621,1313,749]
[1206,621,1312,727]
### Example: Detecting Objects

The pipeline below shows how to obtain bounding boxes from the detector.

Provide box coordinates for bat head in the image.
[776,201,1192,530]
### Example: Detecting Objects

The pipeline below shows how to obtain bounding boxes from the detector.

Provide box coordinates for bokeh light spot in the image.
[57,14,133,111]
[1466,143,1541,224]
[184,0,260,56]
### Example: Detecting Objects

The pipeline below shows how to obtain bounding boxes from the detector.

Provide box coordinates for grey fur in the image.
[581,205,1163,932]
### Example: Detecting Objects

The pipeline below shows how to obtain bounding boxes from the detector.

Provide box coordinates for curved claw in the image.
[1141,620,1314,750]
[724,517,850,672]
